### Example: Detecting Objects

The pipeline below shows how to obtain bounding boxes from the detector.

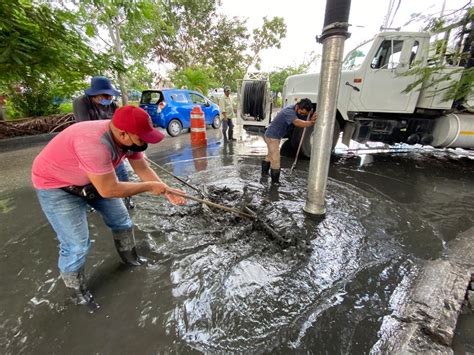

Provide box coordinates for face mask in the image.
[296,111,308,119]
[124,133,148,152]
[127,142,148,152]
[100,98,113,106]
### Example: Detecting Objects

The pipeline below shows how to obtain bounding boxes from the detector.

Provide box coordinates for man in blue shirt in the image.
[262,98,317,184]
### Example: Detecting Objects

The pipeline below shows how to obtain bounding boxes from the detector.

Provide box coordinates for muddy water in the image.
[0,140,473,353]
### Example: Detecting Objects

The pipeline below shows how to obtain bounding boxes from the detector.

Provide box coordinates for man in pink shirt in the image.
[32,105,186,312]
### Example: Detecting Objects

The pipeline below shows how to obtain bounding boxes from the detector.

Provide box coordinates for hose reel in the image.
[241,80,267,121]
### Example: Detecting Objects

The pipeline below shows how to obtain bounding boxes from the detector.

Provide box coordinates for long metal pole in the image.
[290,111,312,173]
[144,156,206,197]
[168,190,255,219]
[304,0,351,215]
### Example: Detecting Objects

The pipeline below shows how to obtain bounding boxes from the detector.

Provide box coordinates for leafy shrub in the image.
[8,79,61,117]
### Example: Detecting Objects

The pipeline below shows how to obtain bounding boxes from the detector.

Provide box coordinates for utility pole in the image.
[304,0,351,216]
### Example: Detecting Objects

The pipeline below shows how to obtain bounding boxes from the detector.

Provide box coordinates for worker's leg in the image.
[35,188,98,311]
[222,118,228,140]
[115,161,134,209]
[90,197,145,266]
[261,136,272,175]
[36,188,90,272]
[265,137,281,169]
[228,119,236,141]
[264,137,281,184]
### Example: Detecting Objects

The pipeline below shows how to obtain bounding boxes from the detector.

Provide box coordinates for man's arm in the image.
[293,118,315,128]
[128,158,162,182]
[87,171,165,198]
[128,157,187,205]
[219,98,227,120]
[293,112,317,128]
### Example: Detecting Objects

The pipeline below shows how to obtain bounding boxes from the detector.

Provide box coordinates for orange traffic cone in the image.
[190,106,207,146]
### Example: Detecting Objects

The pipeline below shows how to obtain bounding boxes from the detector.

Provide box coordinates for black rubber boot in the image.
[113,229,147,266]
[261,160,271,176]
[228,128,236,141]
[60,268,100,313]
[270,168,281,184]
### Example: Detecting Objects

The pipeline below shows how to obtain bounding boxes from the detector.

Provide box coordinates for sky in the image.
[219,0,471,71]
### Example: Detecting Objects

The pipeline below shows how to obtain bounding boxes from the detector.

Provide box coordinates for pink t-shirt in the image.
[32,120,143,189]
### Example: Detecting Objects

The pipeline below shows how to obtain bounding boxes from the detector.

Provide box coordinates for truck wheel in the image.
[292,120,341,158]
[167,119,182,137]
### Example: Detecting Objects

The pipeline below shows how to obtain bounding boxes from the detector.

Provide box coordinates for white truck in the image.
[237,31,474,157]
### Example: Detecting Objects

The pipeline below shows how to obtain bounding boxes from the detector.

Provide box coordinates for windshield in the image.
[342,39,374,71]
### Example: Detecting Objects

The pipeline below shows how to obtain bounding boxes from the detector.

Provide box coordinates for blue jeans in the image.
[115,161,129,182]
[222,118,234,136]
[36,188,133,273]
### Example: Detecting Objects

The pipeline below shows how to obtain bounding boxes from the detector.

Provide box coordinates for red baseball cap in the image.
[112,106,165,144]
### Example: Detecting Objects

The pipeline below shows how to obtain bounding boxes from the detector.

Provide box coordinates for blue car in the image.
[139,89,221,137]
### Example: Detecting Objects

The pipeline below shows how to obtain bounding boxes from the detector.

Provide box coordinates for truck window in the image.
[409,41,420,67]
[189,93,206,105]
[342,39,374,71]
[370,40,404,69]
[170,93,188,103]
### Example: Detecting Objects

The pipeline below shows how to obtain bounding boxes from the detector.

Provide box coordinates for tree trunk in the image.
[108,20,128,106]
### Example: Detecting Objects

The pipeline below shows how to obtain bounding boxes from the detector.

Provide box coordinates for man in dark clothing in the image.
[73,76,119,121]
[73,76,134,208]
[262,98,317,184]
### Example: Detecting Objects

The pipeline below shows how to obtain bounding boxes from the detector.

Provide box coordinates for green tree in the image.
[170,66,218,94]
[0,0,105,117]
[269,52,320,96]
[246,16,287,72]
[74,0,165,105]
[150,0,248,88]
[149,2,286,89]
[402,4,473,105]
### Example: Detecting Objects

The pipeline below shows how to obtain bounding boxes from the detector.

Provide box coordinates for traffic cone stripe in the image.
[190,106,208,146]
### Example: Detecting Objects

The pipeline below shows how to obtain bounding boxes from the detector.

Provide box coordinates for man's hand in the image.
[149,181,168,195]
[164,187,187,205]
[310,111,318,122]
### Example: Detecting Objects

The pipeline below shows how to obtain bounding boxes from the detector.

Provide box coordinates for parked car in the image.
[139,89,221,137]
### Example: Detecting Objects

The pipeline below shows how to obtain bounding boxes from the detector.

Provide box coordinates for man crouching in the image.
[32,106,186,312]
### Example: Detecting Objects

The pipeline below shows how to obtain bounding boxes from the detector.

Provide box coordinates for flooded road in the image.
[0,131,473,353]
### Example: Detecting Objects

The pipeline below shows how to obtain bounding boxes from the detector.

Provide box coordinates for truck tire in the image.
[291,120,341,158]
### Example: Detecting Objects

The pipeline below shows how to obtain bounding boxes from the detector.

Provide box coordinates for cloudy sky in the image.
[219,0,470,71]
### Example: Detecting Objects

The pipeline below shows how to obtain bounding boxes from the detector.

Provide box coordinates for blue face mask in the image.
[100,98,113,106]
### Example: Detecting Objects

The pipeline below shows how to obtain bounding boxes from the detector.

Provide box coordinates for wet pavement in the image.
[0,128,473,354]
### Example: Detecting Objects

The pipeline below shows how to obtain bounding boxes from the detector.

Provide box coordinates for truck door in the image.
[356,37,422,113]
